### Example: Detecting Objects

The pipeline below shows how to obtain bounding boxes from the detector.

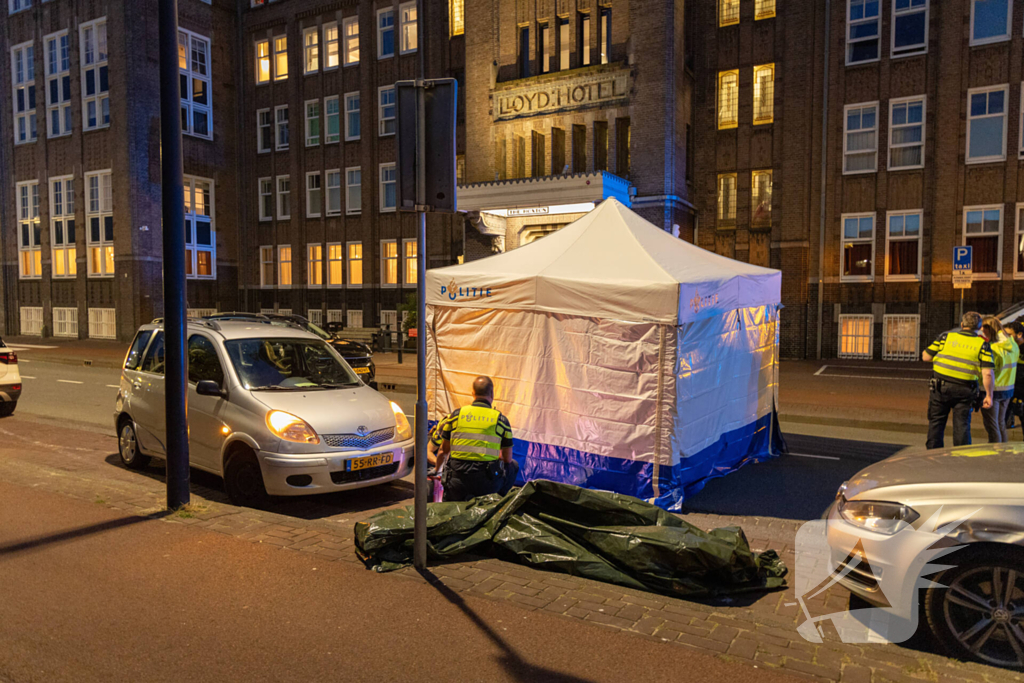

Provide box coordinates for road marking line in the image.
[790,452,841,461]
[814,365,828,376]
[106,384,120,389]
[6,343,58,349]
[814,373,928,382]
[57,379,84,385]
[20,375,35,379]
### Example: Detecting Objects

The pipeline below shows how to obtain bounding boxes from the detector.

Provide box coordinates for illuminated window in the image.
[255,39,270,83]
[753,64,774,125]
[751,170,772,228]
[278,245,292,287]
[274,35,288,80]
[717,174,736,225]
[184,176,215,279]
[450,0,464,36]
[86,171,114,277]
[16,181,41,279]
[399,2,417,54]
[381,240,398,285]
[307,244,323,286]
[885,211,921,281]
[178,29,211,139]
[323,22,339,69]
[755,0,775,20]
[327,243,343,286]
[717,70,738,129]
[841,213,875,281]
[403,238,417,286]
[719,0,739,26]
[344,17,360,65]
[347,242,363,285]
[51,176,76,278]
[838,315,873,360]
[303,27,319,74]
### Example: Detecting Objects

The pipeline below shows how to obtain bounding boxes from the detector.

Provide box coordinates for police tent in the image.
[424,198,783,511]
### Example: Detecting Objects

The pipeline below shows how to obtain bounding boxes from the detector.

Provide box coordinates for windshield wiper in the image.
[317,382,362,389]
[247,385,308,391]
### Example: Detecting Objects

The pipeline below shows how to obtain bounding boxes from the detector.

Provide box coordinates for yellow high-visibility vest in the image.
[927,331,992,384]
[449,404,502,462]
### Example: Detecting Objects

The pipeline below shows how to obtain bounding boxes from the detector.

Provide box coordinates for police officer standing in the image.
[436,376,519,502]
[922,311,995,449]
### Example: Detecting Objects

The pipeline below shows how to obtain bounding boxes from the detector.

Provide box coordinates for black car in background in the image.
[206,313,376,382]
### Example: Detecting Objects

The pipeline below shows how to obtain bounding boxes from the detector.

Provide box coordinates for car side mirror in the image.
[196,380,226,398]
[368,380,379,391]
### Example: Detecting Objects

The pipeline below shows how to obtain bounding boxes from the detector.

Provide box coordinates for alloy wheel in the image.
[943,567,1024,668]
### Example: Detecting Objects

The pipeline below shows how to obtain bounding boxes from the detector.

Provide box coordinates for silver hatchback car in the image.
[113,318,414,506]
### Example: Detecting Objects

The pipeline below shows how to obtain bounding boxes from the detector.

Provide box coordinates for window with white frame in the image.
[751,170,772,228]
[307,309,323,326]
[326,170,342,216]
[964,206,1002,278]
[345,91,361,140]
[45,31,71,138]
[1015,204,1024,275]
[10,0,31,14]
[275,105,289,150]
[399,2,418,54]
[327,243,343,285]
[324,22,339,69]
[80,19,109,130]
[347,242,363,285]
[307,244,323,286]
[259,177,273,221]
[20,307,43,336]
[380,163,396,212]
[347,309,364,328]
[378,9,395,59]
[967,86,1007,164]
[883,315,920,361]
[178,30,211,139]
[753,64,774,125]
[88,308,116,340]
[255,38,271,83]
[841,213,874,281]
[971,0,1011,46]
[86,171,114,276]
[260,245,274,286]
[51,176,76,278]
[847,0,880,65]
[717,174,736,225]
[257,108,272,152]
[187,308,218,319]
[346,167,362,214]
[892,0,927,57]
[718,0,739,26]
[403,238,417,286]
[278,245,292,286]
[344,16,360,65]
[53,307,78,338]
[325,95,340,143]
[184,176,215,279]
[303,27,319,74]
[17,181,41,279]
[274,35,288,80]
[327,309,344,324]
[755,0,775,20]
[305,100,320,146]
[717,70,738,130]
[886,211,921,281]
[378,86,395,136]
[12,42,37,144]
[306,172,321,217]
[889,97,925,170]
[276,175,291,219]
[839,315,874,360]
[844,102,877,174]
[381,239,398,285]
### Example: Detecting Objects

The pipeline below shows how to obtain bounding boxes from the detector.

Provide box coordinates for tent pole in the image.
[652,324,668,502]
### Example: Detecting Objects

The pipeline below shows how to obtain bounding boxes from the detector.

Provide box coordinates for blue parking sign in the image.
[953,246,972,272]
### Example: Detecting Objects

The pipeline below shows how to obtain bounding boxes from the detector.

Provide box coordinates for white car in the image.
[0,337,22,417]
[827,444,1024,669]
[113,318,415,506]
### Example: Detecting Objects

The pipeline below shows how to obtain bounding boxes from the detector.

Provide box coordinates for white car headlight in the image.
[391,401,412,441]
[838,497,920,535]
[266,410,320,444]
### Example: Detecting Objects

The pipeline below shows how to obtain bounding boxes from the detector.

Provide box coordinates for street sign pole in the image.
[412,85,428,570]
[158,0,190,510]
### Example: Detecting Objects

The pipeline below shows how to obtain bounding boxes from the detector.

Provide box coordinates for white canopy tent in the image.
[425,198,783,509]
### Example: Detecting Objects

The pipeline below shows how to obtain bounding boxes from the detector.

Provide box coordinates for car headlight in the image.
[266,410,320,444]
[391,401,412,441]
[838,497,919,535]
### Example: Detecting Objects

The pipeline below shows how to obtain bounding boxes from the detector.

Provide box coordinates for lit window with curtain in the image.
[717,70,738,129]
[303,27,319,74]
[344,17,360,65]
[886,211,921,281]
[751,170,772,228]
[255,39,270,83]
[178,29,212,139]
[450,0,464,36]
[399,2,417,54]
[717,174,736,225]
[278,245,292,286]
[755,0,775,20]
[328,244,343,286]
[404,239,417,286]
[841,214,874,280]
[307,244,323,286]
[719,0,739,26]
[86,171,114,277]
[381,240,398,285]
[17,182,41,279]
[964,207,1002,277]
[889,97,924,170]
[348,242,363,285]
[273,35,288,80]
[323,22,339,69]
[51,176,76,278]
[753,64,774,124]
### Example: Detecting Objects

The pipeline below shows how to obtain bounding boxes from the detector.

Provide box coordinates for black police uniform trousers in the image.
[442,457,520,502]
[926,377,978,449]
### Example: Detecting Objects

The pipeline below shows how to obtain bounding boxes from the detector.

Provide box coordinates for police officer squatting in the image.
[433,376,519,502]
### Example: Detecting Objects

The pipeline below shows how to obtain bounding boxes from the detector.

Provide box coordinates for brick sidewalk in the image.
[0,416,1018,683]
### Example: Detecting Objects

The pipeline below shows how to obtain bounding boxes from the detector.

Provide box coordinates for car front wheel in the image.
[223,449,270,508]
[118,419,151,470]
[925,547,1024,670]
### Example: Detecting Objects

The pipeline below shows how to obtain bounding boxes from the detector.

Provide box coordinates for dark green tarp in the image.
[354,479,787,599]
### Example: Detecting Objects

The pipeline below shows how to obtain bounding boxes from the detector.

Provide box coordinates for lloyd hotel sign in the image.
[493,68,630,121]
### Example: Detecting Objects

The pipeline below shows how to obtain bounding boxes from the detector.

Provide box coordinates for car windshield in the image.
[224,338,361,391]
[269,318,332,341]
[997,302,1024,325]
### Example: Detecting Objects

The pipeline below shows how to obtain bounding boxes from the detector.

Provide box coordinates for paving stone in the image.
[584,611,636,630]
[675,632,731,654]
[439,577,474,591]
[542,577,582,590]
[726,637,758,660]
[781,658,842,680]
[632,616,664,636]
[501,582,541,597]
[652,627,682,642]
[839,664,872,683]
[614,604,647,622]
[467,577,504,595]
[708,625,740,644]
[565,607,590,620]
[542,596,579,614]
[509,593,551,610]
